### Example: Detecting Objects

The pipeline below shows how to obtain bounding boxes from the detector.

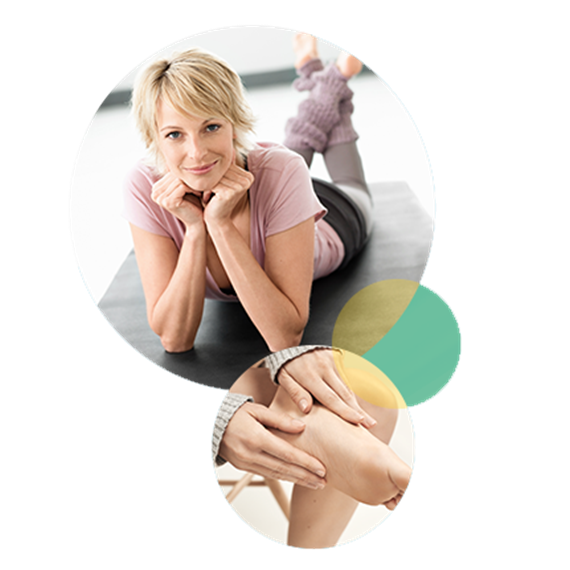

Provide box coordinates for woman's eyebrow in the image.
[159,118,217,132]
[159,125,182,132]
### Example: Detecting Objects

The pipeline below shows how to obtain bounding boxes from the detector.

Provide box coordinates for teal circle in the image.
[362,285,460,406]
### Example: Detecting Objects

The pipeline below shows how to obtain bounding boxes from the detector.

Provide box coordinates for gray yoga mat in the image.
[98,181,433,389]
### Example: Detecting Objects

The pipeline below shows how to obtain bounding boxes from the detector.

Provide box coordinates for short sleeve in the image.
[122,162,171,238]
[262,152,327,238]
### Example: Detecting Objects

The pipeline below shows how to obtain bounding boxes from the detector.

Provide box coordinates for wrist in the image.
[205,217,235,238]
[184,221,206,239]
[212,393,254,465]
[266,345,332,384]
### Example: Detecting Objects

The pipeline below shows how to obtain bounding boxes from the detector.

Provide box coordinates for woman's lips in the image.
[184,161,217,175]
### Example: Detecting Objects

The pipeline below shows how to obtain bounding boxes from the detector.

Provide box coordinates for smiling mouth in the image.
[184,161,217,175]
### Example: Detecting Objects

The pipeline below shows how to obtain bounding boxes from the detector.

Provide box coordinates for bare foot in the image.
[293,32,319,69]
[336,51,363,78]
[269,387,411,507]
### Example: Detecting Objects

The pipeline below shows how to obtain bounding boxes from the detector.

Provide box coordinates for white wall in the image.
[111,24,344,91]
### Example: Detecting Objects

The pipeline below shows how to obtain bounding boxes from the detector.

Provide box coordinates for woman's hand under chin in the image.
[203,161,254,229]
[151,171,205,230]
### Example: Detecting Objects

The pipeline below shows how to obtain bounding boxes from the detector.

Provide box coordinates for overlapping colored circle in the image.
[333,280,460,406]
[332,348,407,409]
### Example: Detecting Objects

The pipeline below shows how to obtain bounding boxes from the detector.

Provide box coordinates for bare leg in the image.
[229,362,277,406]
[286,391,395,549]
[268,387,409,547]
[286,386,396,549]
[287,484,359,548]
[227,355,405,548]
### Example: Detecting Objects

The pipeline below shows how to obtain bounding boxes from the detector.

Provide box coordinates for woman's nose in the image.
[186,134,207,162]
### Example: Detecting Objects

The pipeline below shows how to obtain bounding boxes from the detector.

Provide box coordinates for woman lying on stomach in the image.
[124,34,373,352]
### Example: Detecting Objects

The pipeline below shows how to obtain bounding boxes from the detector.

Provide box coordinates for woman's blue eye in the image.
[206,124,221,132]
[167,131,182,140]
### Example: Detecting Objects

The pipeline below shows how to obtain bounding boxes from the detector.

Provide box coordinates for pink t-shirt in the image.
[122,142,344,301]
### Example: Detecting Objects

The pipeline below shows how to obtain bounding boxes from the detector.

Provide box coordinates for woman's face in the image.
[155,99,236,193]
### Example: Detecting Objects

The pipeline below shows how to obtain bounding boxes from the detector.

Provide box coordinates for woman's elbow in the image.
[154,326,195,353]
[160,336,195,353]
[148,313,196,353]
[266,322,307,353]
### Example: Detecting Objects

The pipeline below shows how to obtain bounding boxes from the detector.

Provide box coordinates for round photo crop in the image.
[70,26,434,388]
[213,348,415,547]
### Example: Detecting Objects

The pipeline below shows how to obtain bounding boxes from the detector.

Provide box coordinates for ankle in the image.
[336,52,363,79]
[293,33,319,70]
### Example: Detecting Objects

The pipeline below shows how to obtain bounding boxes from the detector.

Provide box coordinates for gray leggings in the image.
[294,144,373,269]
[283,60,373,267]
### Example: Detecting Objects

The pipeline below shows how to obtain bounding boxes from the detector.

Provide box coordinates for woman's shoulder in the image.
[248,142,325,238]
[122,159,181,241]
[247,142,307,175]
[124,159,161,196]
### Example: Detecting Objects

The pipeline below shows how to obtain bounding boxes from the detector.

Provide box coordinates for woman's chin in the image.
[181,173,222,194]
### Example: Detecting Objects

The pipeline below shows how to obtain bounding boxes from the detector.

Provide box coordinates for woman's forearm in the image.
[148,226,207,352]
[208,221,309,352]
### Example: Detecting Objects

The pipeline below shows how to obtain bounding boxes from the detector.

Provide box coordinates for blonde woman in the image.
[123,34,373,356]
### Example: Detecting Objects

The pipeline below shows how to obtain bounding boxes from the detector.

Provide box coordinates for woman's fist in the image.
[203,163,254,228]
[151,172,205,228]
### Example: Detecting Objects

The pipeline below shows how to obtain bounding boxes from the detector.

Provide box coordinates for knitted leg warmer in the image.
[284,61,356,153]
[327,96,359,148]
[291,57,324,90]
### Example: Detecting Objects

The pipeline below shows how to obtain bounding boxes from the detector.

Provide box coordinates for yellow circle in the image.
[333,349,407,409]
[332,280,419,355]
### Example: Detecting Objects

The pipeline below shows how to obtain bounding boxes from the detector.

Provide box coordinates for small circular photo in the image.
[212,346,414,547]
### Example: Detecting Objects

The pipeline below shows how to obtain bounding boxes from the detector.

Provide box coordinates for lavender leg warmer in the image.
[327,97,359,148]
[291,57,324,90]
[284,61,357,153]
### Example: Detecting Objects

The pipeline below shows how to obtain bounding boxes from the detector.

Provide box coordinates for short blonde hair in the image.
[131,48,256,172]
